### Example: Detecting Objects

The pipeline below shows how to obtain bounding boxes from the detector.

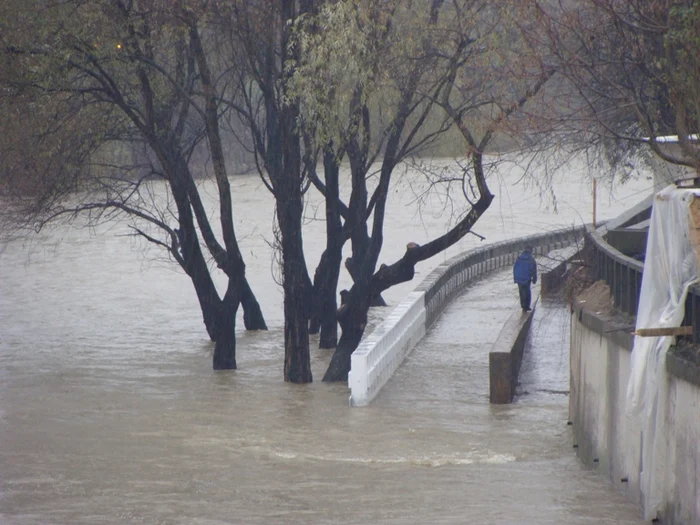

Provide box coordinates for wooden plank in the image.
[633,326,693,337]
[689,197,700,271]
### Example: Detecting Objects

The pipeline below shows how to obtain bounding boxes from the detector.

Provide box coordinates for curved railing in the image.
[586,229,643,317]
[348,225,586,406]
[586,227,700,343]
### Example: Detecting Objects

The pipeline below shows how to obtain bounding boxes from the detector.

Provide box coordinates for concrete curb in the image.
[488,294,539,404]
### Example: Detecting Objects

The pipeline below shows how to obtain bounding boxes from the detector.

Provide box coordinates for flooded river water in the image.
[0,159,651,523]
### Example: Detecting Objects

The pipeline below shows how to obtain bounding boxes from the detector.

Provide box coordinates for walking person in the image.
[513,246,537,311]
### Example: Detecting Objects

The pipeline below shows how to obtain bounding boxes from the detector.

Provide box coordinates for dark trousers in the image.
[518,283,531,310]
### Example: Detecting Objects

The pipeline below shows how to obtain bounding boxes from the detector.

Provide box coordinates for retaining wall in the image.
[348,226,585,407]
[571,300,700,525]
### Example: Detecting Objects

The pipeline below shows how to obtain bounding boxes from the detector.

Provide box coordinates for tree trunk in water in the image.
[318,260,341,348]
[322,280,371,381]
[278,185,313,381]
[281,239,313,382]
[275,114,312,383]
[191,266,222,341]
[309,250,329,335]
[213,278,240,370]
[311,249,342,348]
[256,0,312,382]
[317,147,343,347]
[241,277,267,330]
[167,171,223,342]
[284,287,312,382]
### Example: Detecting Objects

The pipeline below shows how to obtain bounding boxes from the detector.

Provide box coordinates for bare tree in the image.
[531,0,700,175]
[212,1,316,382]
[0,0,267,371]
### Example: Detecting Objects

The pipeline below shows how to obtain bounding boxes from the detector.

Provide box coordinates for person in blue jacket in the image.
[513,246,537,311]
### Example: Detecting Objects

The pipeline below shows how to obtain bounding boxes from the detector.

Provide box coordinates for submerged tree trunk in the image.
[257,0,313,383]
[346,254,387,307]
[309,251,327,335]
[310,148,344,347]
[191,265,223,341]
[309,250,332,333]
[166,161,224,342]
[213,278,240,370]
[189,21,267,353]
[241,277,267,330]
[266,108,313,382]
[276,127,312,380]
[310,246,343,349]
[279,196,313,383]
[322,278,372,381]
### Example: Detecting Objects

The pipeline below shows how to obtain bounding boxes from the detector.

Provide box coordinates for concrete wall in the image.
[570,302,700,524]
[348,227,584,407]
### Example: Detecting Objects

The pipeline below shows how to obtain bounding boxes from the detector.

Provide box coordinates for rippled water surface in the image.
[0,161,651,523]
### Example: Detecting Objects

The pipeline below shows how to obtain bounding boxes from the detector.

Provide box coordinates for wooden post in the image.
[592,178,597,228]
[689,197,700,270]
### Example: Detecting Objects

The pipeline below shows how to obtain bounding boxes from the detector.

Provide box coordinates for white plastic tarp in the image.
[626,184,699,520]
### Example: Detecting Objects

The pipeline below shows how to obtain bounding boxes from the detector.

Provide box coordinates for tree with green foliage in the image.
[284,0,556,381]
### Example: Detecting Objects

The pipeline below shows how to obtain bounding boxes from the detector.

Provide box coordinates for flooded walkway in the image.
[375,268,645,524]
